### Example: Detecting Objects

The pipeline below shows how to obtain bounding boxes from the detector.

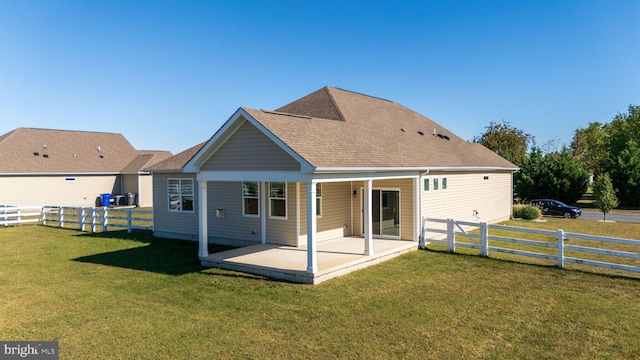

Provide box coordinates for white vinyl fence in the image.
[1,205,44,226]
[422,218,640,274]
[1,205,152,233]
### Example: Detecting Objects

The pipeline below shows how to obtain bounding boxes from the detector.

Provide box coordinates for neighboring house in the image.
[148,86,518,274]
[0,128,172,207]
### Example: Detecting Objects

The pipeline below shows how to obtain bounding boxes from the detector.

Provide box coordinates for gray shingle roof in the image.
[247,86,516,169]
[147,142,206,171]
[0,128,171,174]
[153,86,517,171]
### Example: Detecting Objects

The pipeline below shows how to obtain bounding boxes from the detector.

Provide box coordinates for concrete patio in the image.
[201,237,418,284]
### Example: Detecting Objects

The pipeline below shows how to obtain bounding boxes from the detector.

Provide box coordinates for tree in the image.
[474,120,533,167]
[515,147,588,204]
[570,122,608,176]
[592,173,619,221]
[609,140,640,207]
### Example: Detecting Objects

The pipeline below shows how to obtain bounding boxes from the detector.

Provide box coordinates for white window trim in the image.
[168,178,195,213]
[242,181,260,218]
[316,183,322,217]
[269,182,287,220]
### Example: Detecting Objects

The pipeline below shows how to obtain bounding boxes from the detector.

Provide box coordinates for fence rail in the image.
[423,218,640,274]
[1,205,152,233]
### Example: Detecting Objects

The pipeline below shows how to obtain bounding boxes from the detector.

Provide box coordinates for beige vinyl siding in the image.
[152,173,199,240]
[421,171,513,239]
[138,174,153,207]
[352,178,416,241]
[122,174,138,195]
[208,181,263,245]
[201,121,300,171]
[297,182,353,243]
[0,175,118,207]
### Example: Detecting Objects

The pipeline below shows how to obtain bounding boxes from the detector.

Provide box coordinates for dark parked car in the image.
[530,199,581,218]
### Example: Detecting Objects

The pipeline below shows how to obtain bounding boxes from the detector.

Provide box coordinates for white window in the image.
[433,178,439,191]
[423,178,430,192]
[269,182,287,219]
[168,179,194,212]
[442,177,447,190]
[242,182,260,217]
[316,183,322,217]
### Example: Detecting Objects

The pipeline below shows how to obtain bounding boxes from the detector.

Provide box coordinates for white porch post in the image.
[413,176,420,242]
[364,179,373,256]
[296,182,301,246]
[306,181,318,273]
[261,181,267,244]
[198,180,208,258]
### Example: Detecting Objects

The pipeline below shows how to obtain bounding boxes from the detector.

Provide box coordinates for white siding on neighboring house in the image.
[421,171,513,239]
[201,120,300,171]
[0,175,118,207]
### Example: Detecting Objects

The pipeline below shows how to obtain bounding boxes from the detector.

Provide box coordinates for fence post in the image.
[40,205,46,225]
[446,218,455,253]
[79,206,85,231]
[103,207,108,232]
[419,217,426,249]
[91,207,96,233]
[480,221,489,257]
[127,208,133,233]
[557,229,565,269]
[59,207,64,228]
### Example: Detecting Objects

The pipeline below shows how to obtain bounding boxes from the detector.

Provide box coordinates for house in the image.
[149,86,517,282]
[0,128,172,207]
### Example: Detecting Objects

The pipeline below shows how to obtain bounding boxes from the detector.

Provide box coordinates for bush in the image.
[513,204,541,220]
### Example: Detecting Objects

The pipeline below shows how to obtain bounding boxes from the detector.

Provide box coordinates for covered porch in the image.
[200,236,418,284]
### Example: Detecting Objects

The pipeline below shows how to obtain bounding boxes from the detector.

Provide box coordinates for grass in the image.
[1,225,639,359]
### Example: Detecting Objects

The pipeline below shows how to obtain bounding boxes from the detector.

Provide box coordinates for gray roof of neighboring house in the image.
[153,86,517,171]
[0,128,172,174]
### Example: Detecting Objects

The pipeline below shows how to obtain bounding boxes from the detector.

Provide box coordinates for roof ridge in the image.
[323,86,346,122]
[261,110,312,119]
[331,86,394,103]
[22,127,122,135]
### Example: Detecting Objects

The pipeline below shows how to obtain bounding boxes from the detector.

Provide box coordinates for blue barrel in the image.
[101,194,111,207]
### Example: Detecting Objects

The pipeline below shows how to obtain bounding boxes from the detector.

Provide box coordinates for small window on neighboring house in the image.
[168,179,194,212]
[442,177,447,190]
[242,182,260,217]
[423,178,430,192]
[269,182,287,219]
[316,183,322,217]
[433,178,439,191]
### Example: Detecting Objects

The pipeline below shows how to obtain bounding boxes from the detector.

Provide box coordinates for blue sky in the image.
[1,1,638,155]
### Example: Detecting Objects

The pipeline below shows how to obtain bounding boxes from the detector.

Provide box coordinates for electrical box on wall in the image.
[216,208,224,218]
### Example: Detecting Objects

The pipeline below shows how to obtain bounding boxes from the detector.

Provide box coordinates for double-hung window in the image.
[168,179,194,212]
[433,178,439,191]
[423,177,430,192]
[242,182,260,217]
[269,182,287,219]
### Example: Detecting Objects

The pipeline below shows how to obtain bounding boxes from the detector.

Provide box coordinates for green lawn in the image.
[1,225,639,359]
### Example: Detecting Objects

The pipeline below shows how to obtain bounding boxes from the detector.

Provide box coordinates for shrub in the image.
[513,204,541,220]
